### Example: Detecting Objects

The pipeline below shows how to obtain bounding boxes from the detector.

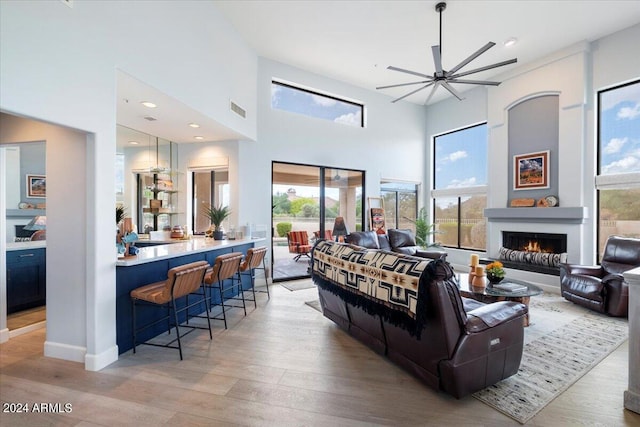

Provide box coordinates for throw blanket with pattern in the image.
[311,239,431,336]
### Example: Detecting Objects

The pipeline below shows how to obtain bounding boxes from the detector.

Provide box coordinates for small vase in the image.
[472,274,486,289]
[213,230,224,240]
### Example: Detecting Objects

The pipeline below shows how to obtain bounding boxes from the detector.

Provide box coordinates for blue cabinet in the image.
[6,248,46,314]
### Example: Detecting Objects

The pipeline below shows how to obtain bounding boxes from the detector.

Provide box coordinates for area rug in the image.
[473,294,629,424]
[305,300,322,312]
[280,280,316,292]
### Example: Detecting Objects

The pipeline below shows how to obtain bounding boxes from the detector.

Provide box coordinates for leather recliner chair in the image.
[559,235,640,317]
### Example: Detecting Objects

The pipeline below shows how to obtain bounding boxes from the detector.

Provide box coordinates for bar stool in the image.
[204,252,244,329]
[130,260,210,360]
[240,246,269,307]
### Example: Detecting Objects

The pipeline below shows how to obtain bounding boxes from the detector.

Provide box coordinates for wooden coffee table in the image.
[457,273,543,326]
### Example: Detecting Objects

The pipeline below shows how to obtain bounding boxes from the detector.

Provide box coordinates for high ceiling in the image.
[215,0,640,105]
[117,1,640,145]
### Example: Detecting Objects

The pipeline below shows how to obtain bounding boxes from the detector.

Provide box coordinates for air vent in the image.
[143,116,157,121]
[230,101,246,118]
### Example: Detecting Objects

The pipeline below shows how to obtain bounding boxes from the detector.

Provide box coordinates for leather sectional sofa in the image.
[311,239,528,399]
[346,229,447,260]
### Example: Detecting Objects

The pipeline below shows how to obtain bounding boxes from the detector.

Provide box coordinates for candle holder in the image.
[468,265,476,285]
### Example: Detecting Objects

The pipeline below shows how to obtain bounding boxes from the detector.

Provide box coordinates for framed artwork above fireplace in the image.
[514,150,549,190]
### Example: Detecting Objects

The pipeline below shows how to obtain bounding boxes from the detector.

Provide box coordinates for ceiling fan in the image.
[377,1,517,104]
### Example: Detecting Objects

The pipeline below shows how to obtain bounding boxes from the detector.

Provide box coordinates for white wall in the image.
[0,115,87,356]
[0,0,257,369]
[424,23,640,286]
[239,58,428,242]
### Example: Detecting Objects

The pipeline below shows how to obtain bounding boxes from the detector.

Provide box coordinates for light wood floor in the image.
[1,283,638,426]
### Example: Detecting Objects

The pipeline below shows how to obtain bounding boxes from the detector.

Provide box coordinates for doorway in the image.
[271,161,364,281]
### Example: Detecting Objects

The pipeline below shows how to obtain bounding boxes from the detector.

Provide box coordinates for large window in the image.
[432,123,488,250]
[271,80,364,127]
[596,80,640,256]
[381,181,418,232]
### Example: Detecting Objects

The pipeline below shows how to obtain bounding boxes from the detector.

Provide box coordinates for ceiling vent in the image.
[143,116,157,121]
[230,101,246,118]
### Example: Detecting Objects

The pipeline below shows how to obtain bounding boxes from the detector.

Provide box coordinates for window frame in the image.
[595,79,640,257]
[431,122,488,250]
[271,79,365,127]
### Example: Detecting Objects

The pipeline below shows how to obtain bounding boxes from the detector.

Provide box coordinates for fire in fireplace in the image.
[502,231,567,254]
[497,231,568,274]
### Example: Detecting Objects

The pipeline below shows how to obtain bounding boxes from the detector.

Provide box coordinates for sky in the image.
[600,82,640,175]
[271,83,362,127]
[434,124,487,190]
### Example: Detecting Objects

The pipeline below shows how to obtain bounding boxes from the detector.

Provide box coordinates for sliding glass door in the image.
[272,162,364,281]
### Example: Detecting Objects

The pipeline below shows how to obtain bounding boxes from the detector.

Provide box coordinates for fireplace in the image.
[481,231,569,275]
[502,231,567,254]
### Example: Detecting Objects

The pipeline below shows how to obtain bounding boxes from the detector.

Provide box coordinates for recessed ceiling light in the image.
[189,123,200,128]
[128,141,139,145]
[504,37,518,47]
[194,136,204,140]
[141,101,157,108]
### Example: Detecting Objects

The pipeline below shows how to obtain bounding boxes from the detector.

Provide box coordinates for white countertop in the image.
[6,240,47,251]
[116,237,266,267]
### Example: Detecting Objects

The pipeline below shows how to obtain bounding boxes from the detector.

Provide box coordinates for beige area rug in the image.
[473,293,629,424]
[280,279,317,292]
[305,299,322,312]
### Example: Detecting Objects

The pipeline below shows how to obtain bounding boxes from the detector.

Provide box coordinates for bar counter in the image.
[116,236,265,354]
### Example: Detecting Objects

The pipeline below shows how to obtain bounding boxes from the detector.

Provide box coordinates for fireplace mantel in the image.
[484,207,588,224]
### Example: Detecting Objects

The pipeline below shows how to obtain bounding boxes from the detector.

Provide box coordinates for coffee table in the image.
[457,273,543,326]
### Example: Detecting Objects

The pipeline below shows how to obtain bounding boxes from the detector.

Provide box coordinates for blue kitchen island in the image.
[115,237,265,354]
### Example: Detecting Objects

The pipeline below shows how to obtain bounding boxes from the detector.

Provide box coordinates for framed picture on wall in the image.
[27,174,46,198]
[514,151,549,190]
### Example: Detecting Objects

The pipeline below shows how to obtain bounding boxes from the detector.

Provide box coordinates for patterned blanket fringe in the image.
[311,272,431,339]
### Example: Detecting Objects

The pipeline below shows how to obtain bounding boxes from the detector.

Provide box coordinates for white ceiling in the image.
[117,1,640,145]
[215,0,640,104]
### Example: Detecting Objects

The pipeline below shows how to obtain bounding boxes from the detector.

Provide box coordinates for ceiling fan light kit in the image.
[377,1,517,104]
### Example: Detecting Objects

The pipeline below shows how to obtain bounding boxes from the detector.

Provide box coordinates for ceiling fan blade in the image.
[441,81,464,100]
[424,81,441,105]
[432,45,444,78]
[447,42,495,76]
[376,80,431,90]
[391,82,435,103]
[387,66,433,79]
[448,78,501,86]
[450,58,518,79]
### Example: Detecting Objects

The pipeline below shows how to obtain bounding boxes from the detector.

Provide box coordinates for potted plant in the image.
[408,207,439,249]
[202,203,231,240]
[485,261,506,284]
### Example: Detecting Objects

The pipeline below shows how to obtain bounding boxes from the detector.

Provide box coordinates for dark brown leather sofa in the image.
[559,235,640,317]
[346,229,447,260]
[311,239,528,399]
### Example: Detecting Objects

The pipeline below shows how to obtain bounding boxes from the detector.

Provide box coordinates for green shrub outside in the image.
[276,222,292,237]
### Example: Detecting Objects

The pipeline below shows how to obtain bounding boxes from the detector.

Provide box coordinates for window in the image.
[596,80,640,256]
[432,123,488,250]
[381,181,418,232]
[271,80,364,127]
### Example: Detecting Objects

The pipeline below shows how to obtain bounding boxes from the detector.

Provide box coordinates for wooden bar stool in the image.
[204,252,244,329]
[130,260,210,360]
[240,246,269,307]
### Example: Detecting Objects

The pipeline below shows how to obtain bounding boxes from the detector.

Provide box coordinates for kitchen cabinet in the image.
[6,248,46,314]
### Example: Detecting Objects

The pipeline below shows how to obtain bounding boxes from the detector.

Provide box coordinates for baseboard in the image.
[44,340,86,364]
[8,320,46,338]
[0,327,9,343]
[85,345,119,371]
